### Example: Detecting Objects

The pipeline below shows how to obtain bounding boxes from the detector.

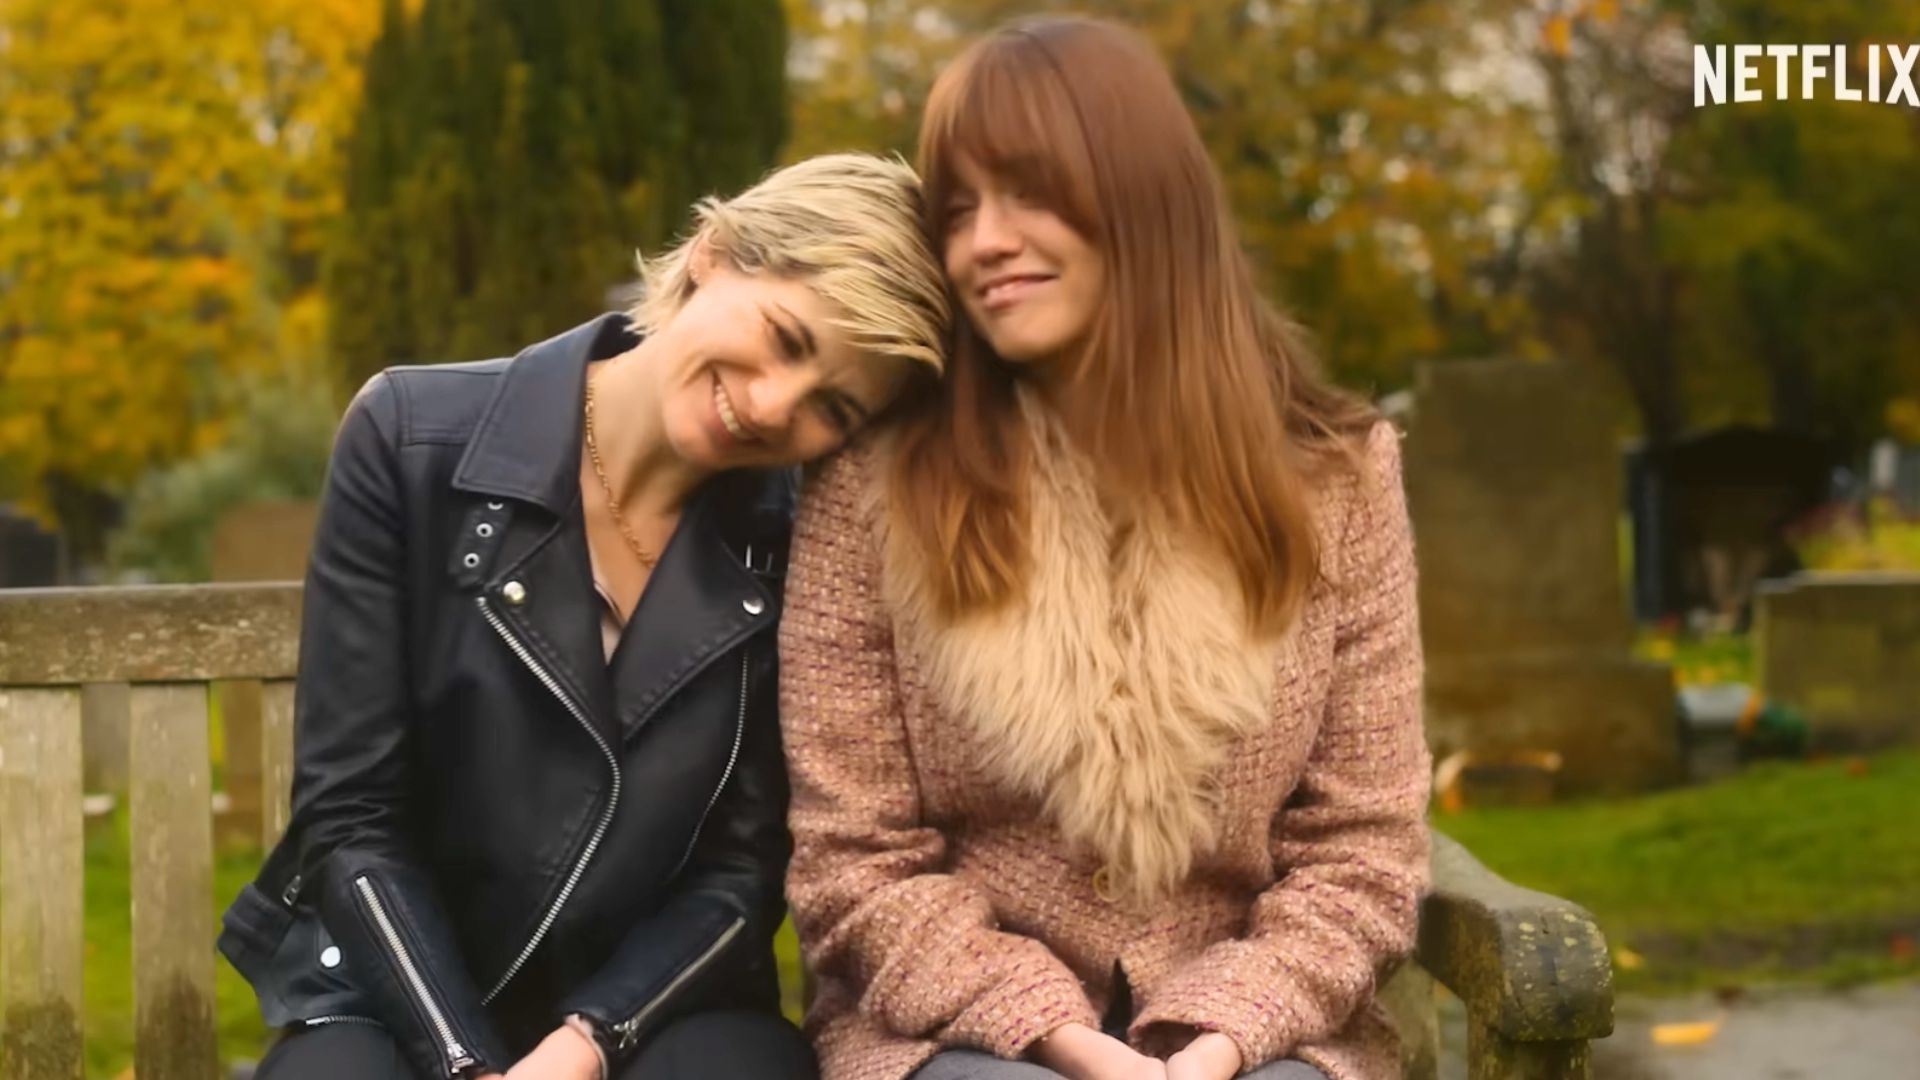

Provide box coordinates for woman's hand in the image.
[1163,1031,1243,1080]
[500,1024,604,1080]
[1032,1022,1168,1080]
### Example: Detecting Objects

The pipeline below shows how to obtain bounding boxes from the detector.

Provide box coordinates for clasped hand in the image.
[473,1023,603,1080]
[1032,1022,1243,1080]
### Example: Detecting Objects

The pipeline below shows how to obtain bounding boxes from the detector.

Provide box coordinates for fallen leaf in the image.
[1844,758,1869,777]
[1651,1016,1723,1047]
[1613,946,1645,971]
[1891,934,1915,960]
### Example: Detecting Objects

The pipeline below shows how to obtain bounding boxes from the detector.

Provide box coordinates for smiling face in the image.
[650,254,915,471]
[942,152,1106,370]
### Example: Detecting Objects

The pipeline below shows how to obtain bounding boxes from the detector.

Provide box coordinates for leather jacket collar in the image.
[445,312,795,745]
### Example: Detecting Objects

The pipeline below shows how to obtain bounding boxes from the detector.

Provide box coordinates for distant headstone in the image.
[1403,358,1679,793]
[0,505,65,586]
[1869,438,1920,515]
[210,500,318,585]
[1756,572,1920,751]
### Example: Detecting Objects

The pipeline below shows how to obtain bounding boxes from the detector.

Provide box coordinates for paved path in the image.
[1440,980,1920,1079]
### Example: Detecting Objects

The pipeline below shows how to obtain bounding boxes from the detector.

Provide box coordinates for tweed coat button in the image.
[1092,865,1118,903]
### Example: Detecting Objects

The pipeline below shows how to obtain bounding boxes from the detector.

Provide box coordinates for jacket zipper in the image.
[666,651,751,882]
[353,875,476,1076]
[476,595,622,1004]
[304,1014,380,1028]
[610,915,747,1048]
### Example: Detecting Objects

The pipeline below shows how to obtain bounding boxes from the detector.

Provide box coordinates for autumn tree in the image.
[0,0,384,559]
[780,0,1549,390]
[1659,0,1920,450]
[1523,0,1920,453]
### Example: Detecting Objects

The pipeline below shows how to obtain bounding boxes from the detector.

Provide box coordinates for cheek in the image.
[1069,256,1105,322]
[942,237,970,282]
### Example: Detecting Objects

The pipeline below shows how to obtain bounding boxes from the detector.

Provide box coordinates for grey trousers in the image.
[911,1049,1330,1080]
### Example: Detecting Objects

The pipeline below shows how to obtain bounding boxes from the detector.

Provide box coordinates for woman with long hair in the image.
[220,153,949,1080]
[780,20,1429,1080]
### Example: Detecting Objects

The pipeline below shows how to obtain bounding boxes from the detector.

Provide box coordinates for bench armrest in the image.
[1416,832,1613,1078]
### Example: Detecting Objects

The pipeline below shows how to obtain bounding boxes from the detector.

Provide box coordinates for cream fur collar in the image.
[878,390,1280,903]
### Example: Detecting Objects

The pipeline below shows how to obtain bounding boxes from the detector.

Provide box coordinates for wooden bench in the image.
[0,584,1613,1080]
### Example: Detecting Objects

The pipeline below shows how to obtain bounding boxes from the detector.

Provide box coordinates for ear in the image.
[687,231,721,286]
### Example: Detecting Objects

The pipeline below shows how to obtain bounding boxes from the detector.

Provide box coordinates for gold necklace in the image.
[583,373,658,569]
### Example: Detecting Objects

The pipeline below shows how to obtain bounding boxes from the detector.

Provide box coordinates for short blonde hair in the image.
[631,153,950,372]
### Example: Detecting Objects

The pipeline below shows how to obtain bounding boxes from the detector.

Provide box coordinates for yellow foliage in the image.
[1797,500,1920,572]
[1888,398,1920,443]
[1542,14,1574,57]
[0,0,383,519]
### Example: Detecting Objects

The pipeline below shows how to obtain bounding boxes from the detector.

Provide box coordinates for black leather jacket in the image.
[219,315,798,1077]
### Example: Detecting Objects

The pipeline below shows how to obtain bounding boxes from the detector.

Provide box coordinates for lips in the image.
[978,273,1055,311]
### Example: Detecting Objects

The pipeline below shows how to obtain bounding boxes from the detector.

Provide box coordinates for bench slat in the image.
[262,679,297,850]
[218,679,265,846]
[130,684,218,1080]
[0,688,86,1080]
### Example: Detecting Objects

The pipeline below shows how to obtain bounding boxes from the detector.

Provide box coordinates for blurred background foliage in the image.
[1,0,1918,573]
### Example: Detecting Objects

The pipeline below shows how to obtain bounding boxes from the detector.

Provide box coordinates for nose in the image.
[965,198,1021,264]
[744,366,815,435]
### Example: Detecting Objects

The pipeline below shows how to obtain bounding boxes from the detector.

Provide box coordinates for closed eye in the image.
[763,309,802,361]
[816,392,859,433]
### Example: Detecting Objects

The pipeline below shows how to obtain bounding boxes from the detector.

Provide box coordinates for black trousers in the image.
[253,1009,818,1080]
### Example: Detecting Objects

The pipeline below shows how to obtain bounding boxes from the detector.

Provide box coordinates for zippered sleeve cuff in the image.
[555,891,751,1065]
[315,855,512,1077]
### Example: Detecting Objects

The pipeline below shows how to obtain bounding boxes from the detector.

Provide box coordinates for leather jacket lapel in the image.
[484,505,620,748]
[607,481,779,740]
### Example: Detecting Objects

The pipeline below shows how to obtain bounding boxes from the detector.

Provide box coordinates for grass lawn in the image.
[1438,748,1920,992]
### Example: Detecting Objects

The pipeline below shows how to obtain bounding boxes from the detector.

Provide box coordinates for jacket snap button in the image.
[476,522,494,538]
[461,553,480,569]
[503,581,527,605]
[742,596,765,616]
[320,946,341,969]
[487,501,505,511]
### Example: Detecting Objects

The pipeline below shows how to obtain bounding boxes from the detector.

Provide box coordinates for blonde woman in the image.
[220,154,949,1080]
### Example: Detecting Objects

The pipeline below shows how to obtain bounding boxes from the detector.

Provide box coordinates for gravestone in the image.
[1403,359,1679,793]
[1756,571,1920,750]
[209,500,317,844]
[0,506,64,587]
[210,500,318,585]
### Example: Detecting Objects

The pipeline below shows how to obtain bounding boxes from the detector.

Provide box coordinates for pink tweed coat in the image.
[778,406,1430,1080]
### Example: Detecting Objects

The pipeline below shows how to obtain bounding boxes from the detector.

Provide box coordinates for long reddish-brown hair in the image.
[894,17,1379,635]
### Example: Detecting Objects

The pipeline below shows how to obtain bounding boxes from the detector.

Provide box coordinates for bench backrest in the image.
[0,584,302,1080]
